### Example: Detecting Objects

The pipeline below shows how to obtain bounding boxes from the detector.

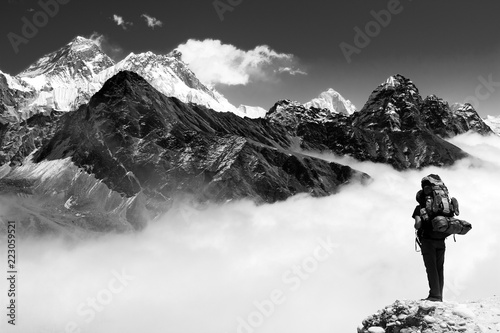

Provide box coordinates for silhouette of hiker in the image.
[412,175,451,302]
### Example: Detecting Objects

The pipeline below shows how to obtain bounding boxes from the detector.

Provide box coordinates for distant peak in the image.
[303,87,357,115]
[67,36,96,48]
[71,36,91,43]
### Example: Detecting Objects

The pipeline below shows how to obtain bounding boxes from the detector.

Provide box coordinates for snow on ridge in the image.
[484,115,500,135]
[93,51,240,113]
[236,105,268,118]
[1,70,32,92]
[385,76,397,87]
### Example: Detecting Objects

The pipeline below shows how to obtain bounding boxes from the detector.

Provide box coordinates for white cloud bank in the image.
[141,14,163,29]
[176,39,307,86]
[1,133,500,333]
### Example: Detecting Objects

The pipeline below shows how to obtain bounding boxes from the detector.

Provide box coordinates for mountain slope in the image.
[0,71,369,233]
[34,71,367,201]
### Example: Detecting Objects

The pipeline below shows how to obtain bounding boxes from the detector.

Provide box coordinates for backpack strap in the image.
[415,230,422,252]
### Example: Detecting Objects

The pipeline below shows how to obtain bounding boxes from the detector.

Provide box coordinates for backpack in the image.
[420,174,459,219]
[415,174,472,237]
[431,216,472,235]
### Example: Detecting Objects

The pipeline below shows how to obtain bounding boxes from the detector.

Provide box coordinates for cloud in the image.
[175,39,307,86]
[88,32,125,61]
[2,133,500,333]
[112,14,133,30]
[277,67,308,76]
[141,14,163,29]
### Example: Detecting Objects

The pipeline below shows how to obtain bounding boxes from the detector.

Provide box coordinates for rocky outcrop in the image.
[358,297,500,333]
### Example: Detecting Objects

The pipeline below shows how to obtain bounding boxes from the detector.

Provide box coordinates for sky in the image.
[1,132,500,333]
[1,0,500,116]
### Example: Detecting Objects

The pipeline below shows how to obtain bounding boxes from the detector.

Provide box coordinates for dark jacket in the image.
[412,205,448,240]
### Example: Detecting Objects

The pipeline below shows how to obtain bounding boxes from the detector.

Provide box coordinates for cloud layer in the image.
[1,133,499,333]
[176,39,306,86]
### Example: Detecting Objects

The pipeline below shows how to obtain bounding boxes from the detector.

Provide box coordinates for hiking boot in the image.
[421,296,442,302]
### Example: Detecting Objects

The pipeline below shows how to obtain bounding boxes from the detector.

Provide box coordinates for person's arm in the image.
[414,215,422,230]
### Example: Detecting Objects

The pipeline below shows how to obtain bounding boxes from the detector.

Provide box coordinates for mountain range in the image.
[0,36,498,233]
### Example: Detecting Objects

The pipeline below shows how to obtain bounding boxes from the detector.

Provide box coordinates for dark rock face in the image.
[0,109,63,167]
[266,74,490,170]
[32,71,368,209]
[354,74,424,132]
[421,96,492,137]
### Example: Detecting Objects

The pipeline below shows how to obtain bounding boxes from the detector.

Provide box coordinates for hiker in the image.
[412,202,447,302]
[412,174,471,302]
[412,174,453,302]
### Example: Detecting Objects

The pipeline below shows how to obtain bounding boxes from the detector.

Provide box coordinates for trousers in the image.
[420,238,445,300]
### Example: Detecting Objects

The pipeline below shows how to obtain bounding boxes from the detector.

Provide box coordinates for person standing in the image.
[412,202,447,302]
[412,174,454,302]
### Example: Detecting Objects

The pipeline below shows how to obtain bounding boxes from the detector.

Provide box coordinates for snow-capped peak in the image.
[3,36,263,119]
[12,36,116,112]
[303,88,357,115]
[18,36,114,79]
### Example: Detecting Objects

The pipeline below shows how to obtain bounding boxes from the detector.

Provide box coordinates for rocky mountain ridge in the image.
[265,74,492,170]
[0,71,371,233]
[0,36,244,120]
[0,52,495,233]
